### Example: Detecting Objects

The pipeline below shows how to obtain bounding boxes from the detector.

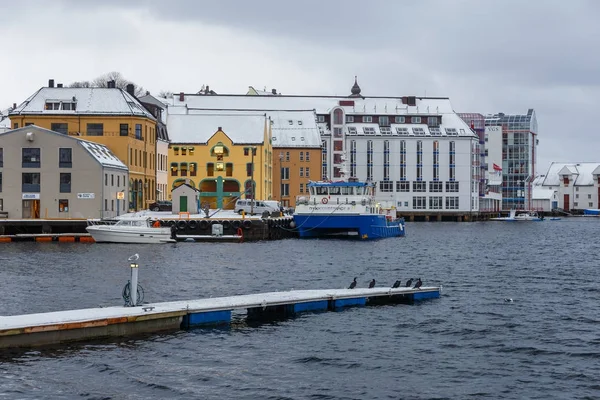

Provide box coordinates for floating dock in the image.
[0,286,440,349]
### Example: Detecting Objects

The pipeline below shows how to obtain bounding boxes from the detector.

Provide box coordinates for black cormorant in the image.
[405,278,413,287]
[348,277,357,289]
[413,278,422,289]
[368,279,376,288]
[392,280,401,288]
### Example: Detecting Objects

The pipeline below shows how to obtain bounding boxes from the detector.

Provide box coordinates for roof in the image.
[269,110,321,148]
[0,125,127,170]
[167,110,267,144]
[172,183,200,193]
[10,87,155,120]
[539,162,600,186]
[484,109,537,134]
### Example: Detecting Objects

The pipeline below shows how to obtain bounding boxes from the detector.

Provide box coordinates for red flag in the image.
[493,163,502,171]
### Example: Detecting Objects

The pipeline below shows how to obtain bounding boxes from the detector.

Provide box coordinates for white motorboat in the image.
[86,217,173,243]
[490,210,543,222]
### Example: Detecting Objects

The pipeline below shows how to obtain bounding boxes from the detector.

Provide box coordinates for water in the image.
[1,219,599,399]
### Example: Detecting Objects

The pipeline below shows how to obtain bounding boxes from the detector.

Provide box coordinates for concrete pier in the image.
[0,286,441,349]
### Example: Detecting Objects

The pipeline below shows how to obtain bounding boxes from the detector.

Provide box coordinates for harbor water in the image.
[1,219,599,399]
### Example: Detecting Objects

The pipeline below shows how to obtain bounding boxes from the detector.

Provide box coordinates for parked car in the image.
[149,201,172,211]
[235,199,281,215]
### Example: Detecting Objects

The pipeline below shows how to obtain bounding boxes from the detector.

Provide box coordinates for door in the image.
[563,194,569,211]
[22,200,40,218]
[180,196,188,212]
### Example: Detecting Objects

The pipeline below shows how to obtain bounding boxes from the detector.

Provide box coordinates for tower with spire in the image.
[350,76,362,97]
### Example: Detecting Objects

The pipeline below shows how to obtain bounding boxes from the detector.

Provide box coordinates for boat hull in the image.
[293,214,405,240]
[86,226,172,244]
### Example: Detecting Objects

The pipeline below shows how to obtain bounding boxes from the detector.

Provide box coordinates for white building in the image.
[481,125,503,211]
[533,162,600,212]
[162,80,480,214]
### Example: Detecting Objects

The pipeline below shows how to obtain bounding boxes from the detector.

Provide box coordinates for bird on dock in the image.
[413,278,422,289]
[348,277,357,289]
[392,280,401,288]
[369,279,376,288]
[405,278,413,287]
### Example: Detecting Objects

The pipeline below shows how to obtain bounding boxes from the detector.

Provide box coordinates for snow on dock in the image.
[0,286,440,348]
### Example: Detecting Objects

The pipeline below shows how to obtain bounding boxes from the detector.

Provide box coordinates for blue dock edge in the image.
[183,310,232,328]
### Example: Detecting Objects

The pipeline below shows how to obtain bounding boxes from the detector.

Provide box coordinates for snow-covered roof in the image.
[10,87,155,120]
[269,110,320,147]
[532,187,555,200]
[79,140,127,170]
[167,110,267,144]
[540,162,600,186]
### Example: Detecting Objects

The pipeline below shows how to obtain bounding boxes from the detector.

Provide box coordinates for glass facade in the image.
[485,109,538,210]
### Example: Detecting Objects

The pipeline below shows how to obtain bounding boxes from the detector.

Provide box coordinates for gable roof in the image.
[10,87,155,120]
[267,110,320,148]
[540,162,600,186]
[0,125,127,170]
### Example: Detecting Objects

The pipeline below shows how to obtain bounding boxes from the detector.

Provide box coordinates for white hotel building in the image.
[162,80,481,216]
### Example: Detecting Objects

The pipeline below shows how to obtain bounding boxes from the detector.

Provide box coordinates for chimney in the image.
[13,103,16,110]
[179,92,184,101]
[271,88,277,95]
[205,85,210,93]
[57,83,63,88]
[126,83,135,96]
[48,79,55,88]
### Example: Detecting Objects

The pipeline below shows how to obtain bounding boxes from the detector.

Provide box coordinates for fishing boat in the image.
[292,179,405,239]
[86,217,173,244]
[490,210,544,222]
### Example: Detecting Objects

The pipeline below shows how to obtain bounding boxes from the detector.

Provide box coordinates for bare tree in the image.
[68,71,146,96]
[158,91,174,99]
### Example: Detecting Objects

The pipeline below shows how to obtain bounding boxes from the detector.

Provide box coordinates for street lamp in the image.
[245,146,257,215]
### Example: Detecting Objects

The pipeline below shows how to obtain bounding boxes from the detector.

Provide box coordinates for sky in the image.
[1,0,599,173]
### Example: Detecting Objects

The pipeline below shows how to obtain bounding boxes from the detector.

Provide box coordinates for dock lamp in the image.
[123,253,144,307]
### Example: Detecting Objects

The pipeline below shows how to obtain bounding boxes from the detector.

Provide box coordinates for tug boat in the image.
[293,179,406,240]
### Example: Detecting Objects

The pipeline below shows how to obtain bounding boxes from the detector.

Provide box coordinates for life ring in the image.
[168,220,177,227]
[188,220,198,230]
[232,220,241,229]
[199,220,209,230]
[176,220,188,230]
[321,198,328,204]
[243,220,252,229]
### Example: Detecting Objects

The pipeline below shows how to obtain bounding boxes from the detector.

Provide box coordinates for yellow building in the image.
[9,80,157,210]
[167,111,272,210]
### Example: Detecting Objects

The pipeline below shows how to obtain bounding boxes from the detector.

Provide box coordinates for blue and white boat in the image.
[292,179,406,239]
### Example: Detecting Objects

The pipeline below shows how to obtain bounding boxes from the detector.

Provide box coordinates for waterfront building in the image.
[9,79,157,211]
[532,162,600,212]
[162,80,480,216]
[0,125,128,219]
[485,109,538,210]
[139,94,170,201]
[165,98,273,209]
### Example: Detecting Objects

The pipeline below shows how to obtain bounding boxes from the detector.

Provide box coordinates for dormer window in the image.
[364,116,373,123]
[412,116,422,124]
[298,121,303,125]
[44,101,76,111]
[288,120,293,125]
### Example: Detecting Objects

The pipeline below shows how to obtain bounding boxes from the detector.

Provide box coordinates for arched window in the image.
[333,108,344,125]
[170,162,178,176]
[180,162,188,177]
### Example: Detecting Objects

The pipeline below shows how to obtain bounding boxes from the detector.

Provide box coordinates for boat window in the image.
[340,186,352,195]
[316,187,328,195]
[330,187,340,195]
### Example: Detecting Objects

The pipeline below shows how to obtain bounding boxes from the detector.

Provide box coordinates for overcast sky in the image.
[1,0,598,172]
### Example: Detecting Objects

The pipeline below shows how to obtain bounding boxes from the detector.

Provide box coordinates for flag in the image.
[493,163,502,171]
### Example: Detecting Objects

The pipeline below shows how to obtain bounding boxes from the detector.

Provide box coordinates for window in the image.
[412,116,421,123]
[576,194,579,199]
[380,127,392,135]
[22,148,41,168]
[51,123,68,135]
[0,148,3,167]
[173,147,179,156]
[300,167,304,177]
[333,109,344,125]
[281,167,290,180]
[120,124,129,136]
[396,127,409,135]
[413,196,426,209]
[299,183,304,193]
[59,199,69,213]
[135,124,142,140]
[306,167,310,178]
[379,116,389,126]
[363,127,376,135]
[446,196,459,209]
[306,152,310,162]
[298,120,303,125]
[395,116,405,123]
[346,116,354,123]
[590,202,594,207]
[285,151,290,162]
[334,140,343,151]
[246,163,252,177]
[281,183,290,197]
[300,152,304,161]
[427,117,438,126]
[348,126,357,135]
[364,116,373,123]
[181,147,187,156]
[430,127,441,136]
[22,172,40,192]
[59,148,72,168]
[170,162,178,176]
[105,173,108,186]
[333,127,343,137]
[445,128,458,136]
[44,101,61,110]
[588,194,592,199]
[60,173,71,193]
[226,162,233,177]
[380,181,394,192]
[446,182,459,192]
[0,172,2,192]
[86,123,104,136]
[111,174,114,186]
[215,162,224,171]
[397,181,410,192]
[429,182,443,192]
[317,115,325,123]
[413,127,425,135]
[429,196,443,209]
[190,162,198,176]
[413,182,426,192]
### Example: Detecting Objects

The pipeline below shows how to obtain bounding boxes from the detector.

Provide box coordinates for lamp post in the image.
[246,146,257,215]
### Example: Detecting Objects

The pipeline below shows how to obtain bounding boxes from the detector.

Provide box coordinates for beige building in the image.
[0,125,128,219]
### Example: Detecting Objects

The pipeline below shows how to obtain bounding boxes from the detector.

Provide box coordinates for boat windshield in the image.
[116,219,148,227]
